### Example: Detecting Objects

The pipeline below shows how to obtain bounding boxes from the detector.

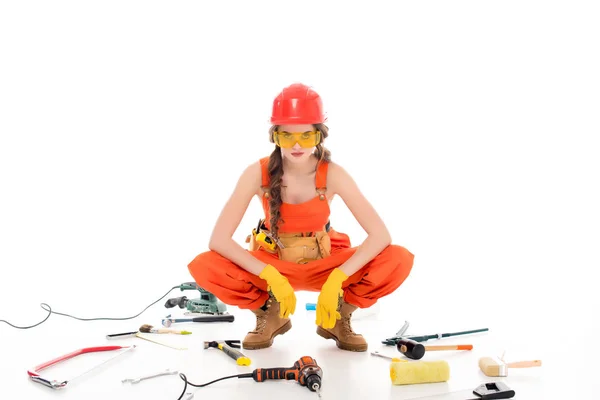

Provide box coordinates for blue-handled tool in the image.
[382,321,489,346]
[162,314,234,327]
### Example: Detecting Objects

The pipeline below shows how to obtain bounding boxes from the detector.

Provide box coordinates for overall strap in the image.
[315,160,329,200]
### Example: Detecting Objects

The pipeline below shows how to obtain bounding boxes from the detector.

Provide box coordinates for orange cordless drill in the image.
[177,356,323,399]
[248,356,323,393]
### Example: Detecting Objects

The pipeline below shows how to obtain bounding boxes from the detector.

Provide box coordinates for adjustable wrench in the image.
[122,368,178,384]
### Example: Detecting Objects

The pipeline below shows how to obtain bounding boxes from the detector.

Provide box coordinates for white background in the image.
[1,1,599,399]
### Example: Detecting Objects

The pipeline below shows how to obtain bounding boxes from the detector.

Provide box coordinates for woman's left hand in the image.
[316,268,349,329]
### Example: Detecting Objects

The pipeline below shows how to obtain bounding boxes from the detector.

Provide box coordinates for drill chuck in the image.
[306,374,321,392]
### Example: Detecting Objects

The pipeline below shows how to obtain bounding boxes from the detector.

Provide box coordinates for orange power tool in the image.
[178,356,323,398]
[248,356,323,394]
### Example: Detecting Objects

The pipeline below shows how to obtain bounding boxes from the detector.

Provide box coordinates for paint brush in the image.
[106,331,139,340]
[139,324,191,335]
[104,328,187,349]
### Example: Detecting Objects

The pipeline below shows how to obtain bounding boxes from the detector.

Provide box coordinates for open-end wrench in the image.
[122,368,178,384]
[371,351,402,362]
[395,320,410,337]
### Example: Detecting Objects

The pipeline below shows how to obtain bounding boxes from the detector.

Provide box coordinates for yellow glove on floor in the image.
[316,268,349,329]
[259,264,296,318]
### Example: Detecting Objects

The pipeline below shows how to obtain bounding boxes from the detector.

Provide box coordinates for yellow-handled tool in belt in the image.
[204,340,251,366]
[252,219,283,251]
[255,231,277,251]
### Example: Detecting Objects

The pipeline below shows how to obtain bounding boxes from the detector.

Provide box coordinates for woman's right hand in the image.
[259,264,296,318]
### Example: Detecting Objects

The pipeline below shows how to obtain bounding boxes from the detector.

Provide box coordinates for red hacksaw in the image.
[27,344,136,389]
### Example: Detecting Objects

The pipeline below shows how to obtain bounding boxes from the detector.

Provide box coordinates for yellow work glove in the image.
[259,264,296,318]
[316,268,349,329]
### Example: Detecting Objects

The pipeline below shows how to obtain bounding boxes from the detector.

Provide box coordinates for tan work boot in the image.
[242,297,292,350]
[316,300,368,352]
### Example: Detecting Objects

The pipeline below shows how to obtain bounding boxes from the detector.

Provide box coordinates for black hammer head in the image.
[203,340,240,349]
[203,341,218,349]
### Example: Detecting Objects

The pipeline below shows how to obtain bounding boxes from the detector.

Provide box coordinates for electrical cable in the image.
[0,286,178,329]
[177,372,253,400]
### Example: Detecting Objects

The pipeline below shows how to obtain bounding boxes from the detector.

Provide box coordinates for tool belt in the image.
[245,219,331,264]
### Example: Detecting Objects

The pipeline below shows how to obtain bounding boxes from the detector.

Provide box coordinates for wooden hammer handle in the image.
[507,360,542,368]
[424,345,473,351]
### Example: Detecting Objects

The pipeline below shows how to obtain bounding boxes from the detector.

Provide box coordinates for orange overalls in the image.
[187,157,414,310]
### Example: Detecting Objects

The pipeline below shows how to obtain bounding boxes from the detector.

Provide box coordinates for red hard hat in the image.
[270,83,327,124]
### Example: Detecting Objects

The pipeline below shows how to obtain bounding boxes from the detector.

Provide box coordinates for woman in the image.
[188,83,414,352]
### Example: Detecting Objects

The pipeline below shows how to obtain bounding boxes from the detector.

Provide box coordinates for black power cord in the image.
[177,372,253,399]
[0,286,178,329]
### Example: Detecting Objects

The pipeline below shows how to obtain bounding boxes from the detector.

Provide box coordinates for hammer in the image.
[204,340,251,366]
[479,356,542,377]
[397,338,473,360]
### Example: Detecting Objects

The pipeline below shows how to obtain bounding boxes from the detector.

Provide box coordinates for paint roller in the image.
[372,352,450,385]
[390,360,450,385]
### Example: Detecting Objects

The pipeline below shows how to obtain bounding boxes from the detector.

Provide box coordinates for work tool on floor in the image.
[165,282,233,319]
[134,332,187,350]
[177,356,323,399]
[398,381,516,399]
[139,324,191,335]
[122,368,178,384]
[248,356,322,396]
[479,355,542,377]
[389,359,450,385]
[28,345,135,389]
[106,330,139,339]
[395,320,410,336]
[204,340,251,366]
[383,324,488,345]
[397,338,473,360]
[162,313,234,327]
[472,382,516,399]
[105,328,186,349]
[371,351,402,362]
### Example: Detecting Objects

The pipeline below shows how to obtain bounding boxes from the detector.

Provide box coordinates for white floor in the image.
[2,2,599,399]
[2,276,597,400]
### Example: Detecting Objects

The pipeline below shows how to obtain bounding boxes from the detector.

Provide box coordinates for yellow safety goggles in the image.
[273,130,321,149]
